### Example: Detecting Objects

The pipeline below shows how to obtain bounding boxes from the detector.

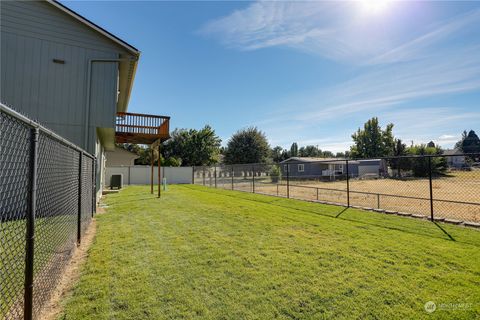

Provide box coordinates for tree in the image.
[116,144,174,166]
[454,130,468,150]
[224,127,271,164]
[407,144,447,177]
[271,146,285,163]
[299,145,320,157]
[350,117,395,158]
[162,125,221,166]
[320,150,334,158]
[461,130,480,154]
[290,142,299,157]
[389,139,409,176]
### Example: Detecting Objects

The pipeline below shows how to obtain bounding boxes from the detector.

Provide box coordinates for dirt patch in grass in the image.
[38,219,97,320]
[211,170,480,222]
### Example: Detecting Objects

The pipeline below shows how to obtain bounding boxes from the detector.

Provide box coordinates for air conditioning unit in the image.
[110,174,123,189]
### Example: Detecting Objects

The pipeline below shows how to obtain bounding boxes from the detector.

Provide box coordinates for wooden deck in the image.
[115,112,170,144]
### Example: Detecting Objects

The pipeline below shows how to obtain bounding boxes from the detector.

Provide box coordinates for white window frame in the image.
[298,164,305,172]
[335,164,343,174]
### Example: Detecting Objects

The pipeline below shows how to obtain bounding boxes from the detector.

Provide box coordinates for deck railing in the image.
[116,112,170,136]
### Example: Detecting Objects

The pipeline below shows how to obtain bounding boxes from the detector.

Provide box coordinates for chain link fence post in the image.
[24,127,39,320]
[231,166,234,190]
[286,164,290,198]
[214,166,217,188]
[77,152,83,245]
[192,165,195,184]
[203,166,206,186]
[92,157,96,216]
[252,164,255,193]
[346,159,350,207]
[428,156,434,221]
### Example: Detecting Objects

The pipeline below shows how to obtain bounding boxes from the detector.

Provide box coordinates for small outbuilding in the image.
[443,149,466,168]
[106,147,139,167]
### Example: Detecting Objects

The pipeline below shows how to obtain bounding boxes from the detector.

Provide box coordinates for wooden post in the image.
[150,148,154,194]
[158,144,161,198]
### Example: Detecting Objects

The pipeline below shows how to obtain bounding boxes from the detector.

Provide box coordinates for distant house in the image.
[280,157,386,179]
[106,147,139,167]
[443,149,466,168]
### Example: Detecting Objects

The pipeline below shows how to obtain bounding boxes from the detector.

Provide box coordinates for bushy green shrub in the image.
[269,165,281,183]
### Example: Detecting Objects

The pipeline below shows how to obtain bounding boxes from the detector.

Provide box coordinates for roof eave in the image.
[117,55,140,113]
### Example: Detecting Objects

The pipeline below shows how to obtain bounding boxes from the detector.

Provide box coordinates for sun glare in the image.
[358,0,392,14]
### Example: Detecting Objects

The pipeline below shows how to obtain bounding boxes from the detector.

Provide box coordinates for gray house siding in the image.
[0,0,124,153]
[282,161,324,178]
[280,159,359,178]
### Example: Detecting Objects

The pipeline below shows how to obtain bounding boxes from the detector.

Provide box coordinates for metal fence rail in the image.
[0,103,96,320]
[194,154,480,226]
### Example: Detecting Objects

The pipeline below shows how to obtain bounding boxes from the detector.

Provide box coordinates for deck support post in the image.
[150,148,154,194]
[158,144,161,198]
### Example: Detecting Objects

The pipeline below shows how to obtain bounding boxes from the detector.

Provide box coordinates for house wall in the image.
[356,160,385,176]
[283,162,325,178]
[447,155,465,168]
[105,166,194,186]
[280,160,359,177]
[106,147,138,167]
[0,0,125,154]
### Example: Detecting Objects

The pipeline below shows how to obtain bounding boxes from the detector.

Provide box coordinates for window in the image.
[335,164,343,174]
[298,164,305,172]
[284,165,288,171]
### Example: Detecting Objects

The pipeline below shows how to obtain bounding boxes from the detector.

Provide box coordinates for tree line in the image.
[117,117,479,174]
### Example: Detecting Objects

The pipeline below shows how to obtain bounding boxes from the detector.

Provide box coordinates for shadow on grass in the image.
[182,185,480,247]
[335,207,348,218]
[433,222,456,241]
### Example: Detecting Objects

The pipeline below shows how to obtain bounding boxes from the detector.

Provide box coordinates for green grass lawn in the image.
[60,185,480,319]
[0,215,78,318]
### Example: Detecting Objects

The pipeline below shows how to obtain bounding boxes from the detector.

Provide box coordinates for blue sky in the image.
[64,1,480,152]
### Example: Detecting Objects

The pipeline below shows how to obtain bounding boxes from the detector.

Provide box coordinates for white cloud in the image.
[200,2,480,64]
[198,1,390,62]
[439,134,457,140]
[200,1,480,150]
[367,9,480,65]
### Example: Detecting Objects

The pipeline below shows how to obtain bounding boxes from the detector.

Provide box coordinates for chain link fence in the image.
[194,154,480,226]
[1,103,96,319]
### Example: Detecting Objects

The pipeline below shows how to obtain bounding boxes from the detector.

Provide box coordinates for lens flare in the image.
[358,0,392,14]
